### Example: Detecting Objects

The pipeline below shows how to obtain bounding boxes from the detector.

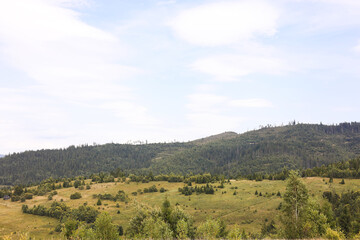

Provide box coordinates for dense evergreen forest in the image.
[1,122,360,185]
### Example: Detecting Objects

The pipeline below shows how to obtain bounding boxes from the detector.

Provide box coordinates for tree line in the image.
[2,122,360,185]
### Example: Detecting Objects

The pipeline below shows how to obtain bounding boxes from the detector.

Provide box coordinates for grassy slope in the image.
[1,178,360,239]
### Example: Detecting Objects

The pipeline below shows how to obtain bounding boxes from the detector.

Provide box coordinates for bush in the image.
[95,212,118,240]
[325,228,344,240]
[54,224,62,232]
[97,199,102,206]
[24,193,33,199]
[11,195,20,202]
[196,219,221,239]
[118,225,123,236]
[70,192,82,200]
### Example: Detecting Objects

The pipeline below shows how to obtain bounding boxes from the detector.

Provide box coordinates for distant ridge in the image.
[1,122,360,185]
[191,131,238,145]
[0,154,4,158]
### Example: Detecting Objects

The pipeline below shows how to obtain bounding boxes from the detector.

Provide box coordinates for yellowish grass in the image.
[1,177,359,239]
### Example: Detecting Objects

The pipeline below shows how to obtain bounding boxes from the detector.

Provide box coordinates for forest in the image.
[1,122,360,185]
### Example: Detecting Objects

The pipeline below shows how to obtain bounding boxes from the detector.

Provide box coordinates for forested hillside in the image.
[0,143,193,185]
[150,122,360,176]
[1,122,360,185]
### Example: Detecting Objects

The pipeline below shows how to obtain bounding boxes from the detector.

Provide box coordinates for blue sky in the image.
[1,0,360,153]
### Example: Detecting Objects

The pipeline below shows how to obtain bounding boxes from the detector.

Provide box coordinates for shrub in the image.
[70,192,82,200]
[11,195,20,202]
[95,212,118,240]
[54,224,62,232]
[24,193,33,199]
[325,228,344,240]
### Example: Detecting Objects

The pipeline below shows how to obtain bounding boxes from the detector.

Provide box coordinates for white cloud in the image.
[302,0,360,7]
[187,94,227,113]
[230,99,273,108]
[192,54,287,81]
[187,94,273,111]
[0,0,159,152]
[186,113,244,135]
[0,0,152,117]
[355,42,360,52]
[283,0,360,33]
[170,1,279,46]
[185,93,272,134]
[157,0,176,6]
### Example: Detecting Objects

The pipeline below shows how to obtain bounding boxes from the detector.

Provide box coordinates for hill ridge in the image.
[1,122,360,185]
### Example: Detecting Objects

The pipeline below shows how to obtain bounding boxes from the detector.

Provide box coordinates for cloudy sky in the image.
[1,0,360,153]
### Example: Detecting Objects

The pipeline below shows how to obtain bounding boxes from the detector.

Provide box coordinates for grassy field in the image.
[1,177,359,239]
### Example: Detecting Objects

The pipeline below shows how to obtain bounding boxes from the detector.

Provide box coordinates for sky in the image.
[0,0,360,153]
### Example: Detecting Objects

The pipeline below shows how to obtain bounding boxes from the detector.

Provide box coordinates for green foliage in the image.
[73,223,96,240]
[196,218,222,239]
[70,192,82,199]
[142,217,173,239]
[93,190,129,202]
[323,190,360,237]
[281,171,310,238]
[142,185,158,193]
[94,212,118,240]
[0,142,189,185]
[13,185,23,196]
[325,227,345,240]
[261,220,277,237]
[178,183,215,195]
[62,219,79,239]
[3,122,360,185]
[127,199,194,239]
[228,225,247,240]
[22,202,99,223]
[302,157,360,179]
[280,172,330,239]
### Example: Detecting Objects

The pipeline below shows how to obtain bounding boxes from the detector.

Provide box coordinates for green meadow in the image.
[1,177,360,239]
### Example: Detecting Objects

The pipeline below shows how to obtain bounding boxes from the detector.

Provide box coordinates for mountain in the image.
[1,122,360,185]
[0,154,4,158]
[150,123,360,176]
